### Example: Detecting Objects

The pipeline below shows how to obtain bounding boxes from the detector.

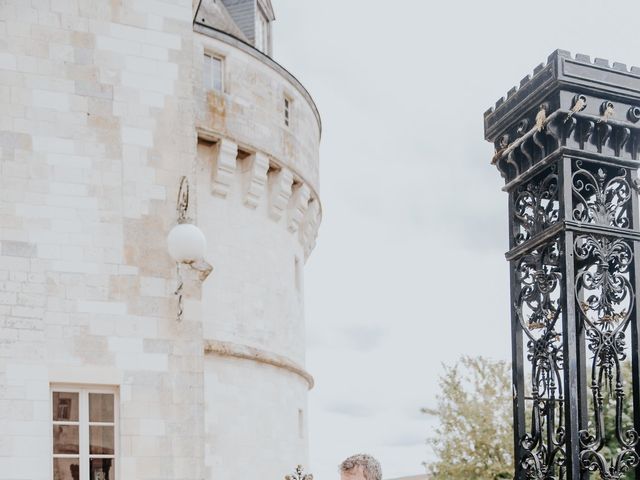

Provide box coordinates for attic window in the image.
[284,97,291,127]
[203,53,223,92]
[255,7,269,53]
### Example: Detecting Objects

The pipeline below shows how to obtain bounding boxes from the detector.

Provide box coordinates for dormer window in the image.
[255,6,270,54]
[214,0,275,54]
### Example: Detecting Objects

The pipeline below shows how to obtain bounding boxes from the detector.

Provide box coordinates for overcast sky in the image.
[271,1,640,478]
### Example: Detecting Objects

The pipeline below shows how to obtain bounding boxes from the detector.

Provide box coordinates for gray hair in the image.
[339,454,382,480]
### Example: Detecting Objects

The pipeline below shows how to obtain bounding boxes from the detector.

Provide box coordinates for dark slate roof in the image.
[220,0,256,44]
[195,0,249,43]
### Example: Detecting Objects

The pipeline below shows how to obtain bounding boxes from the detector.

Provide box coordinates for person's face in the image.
[341,467,366,480]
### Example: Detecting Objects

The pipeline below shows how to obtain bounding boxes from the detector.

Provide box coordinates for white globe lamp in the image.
[167,222,206,264]
[168,176,213,322]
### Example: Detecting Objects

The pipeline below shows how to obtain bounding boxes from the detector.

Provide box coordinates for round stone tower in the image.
[193,1,322,478]
[0,0,321,479]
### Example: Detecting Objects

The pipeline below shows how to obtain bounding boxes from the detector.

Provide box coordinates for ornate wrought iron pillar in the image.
[485,50,640,480]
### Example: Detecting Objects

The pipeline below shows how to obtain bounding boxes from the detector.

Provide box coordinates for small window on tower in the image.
[284,97,291,127]
[203,53,223,92]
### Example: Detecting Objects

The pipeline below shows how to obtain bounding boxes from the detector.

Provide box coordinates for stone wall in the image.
[192,22,321,480]
[0,1,204,478]
[0,1,321,479]
[194,25,322,193]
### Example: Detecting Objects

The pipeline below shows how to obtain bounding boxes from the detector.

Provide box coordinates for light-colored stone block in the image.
[244,152,269,208]
[0,53,17,70]
[1,240,37,258]
[122,126,153,147]
[301,198,321,258]
[287,183,311,233]
[32,136,75,154]
[110,22,181,50]
[32,89,70,112]
[133,0,192,20]
[77,300,127,315]
[96,35,141,56]
[121,71,174,94]
[268,167,293,221]
[211,138,237,197]
[108,337,143,353]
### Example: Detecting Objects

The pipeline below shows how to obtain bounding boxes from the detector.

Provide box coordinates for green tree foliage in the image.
[422,356,513,480]
[424,357,636,480]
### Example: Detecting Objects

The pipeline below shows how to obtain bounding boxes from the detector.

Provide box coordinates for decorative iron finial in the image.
[285,465,313,480]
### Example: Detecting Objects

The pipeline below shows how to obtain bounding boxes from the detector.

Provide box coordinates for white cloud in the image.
[272,0,640,478]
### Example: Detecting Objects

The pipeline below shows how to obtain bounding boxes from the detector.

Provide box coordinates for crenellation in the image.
[487,50,640,121]
[485,51,640,184]
[519,74,531,88]
[613,61,628,72]
[211,138,237,197]
[301,198,321,258]
[532,62,545,74]
[287,182,311,233]
[268,166,293,221]
[244,151,269,208]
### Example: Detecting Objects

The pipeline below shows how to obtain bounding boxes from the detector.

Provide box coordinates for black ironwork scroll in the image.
[516,239,566,479]
[575,235,639,479]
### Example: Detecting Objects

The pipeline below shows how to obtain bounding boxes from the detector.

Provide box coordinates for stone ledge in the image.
[203,339,314,389]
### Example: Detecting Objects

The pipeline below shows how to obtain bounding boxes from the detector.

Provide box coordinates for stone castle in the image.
[0,0,322,478]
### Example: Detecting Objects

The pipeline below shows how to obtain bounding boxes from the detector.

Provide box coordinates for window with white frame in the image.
[52,387,117,480]
[203,53,223,92]
[284,96,291,127]
[255,7,269,53]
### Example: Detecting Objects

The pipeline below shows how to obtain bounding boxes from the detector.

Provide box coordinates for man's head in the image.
[339,454,382,480]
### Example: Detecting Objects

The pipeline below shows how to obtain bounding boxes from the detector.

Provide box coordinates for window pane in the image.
[204,55,222,92]
[53,457,80,480]
[211,57,222,91]
[255,17,264,51]
[53,425,79,454]
[52,392,79,421]
[90,426,115,455]
[90,458,115,480]
[203,54,212,90]
[89,393,114,422]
